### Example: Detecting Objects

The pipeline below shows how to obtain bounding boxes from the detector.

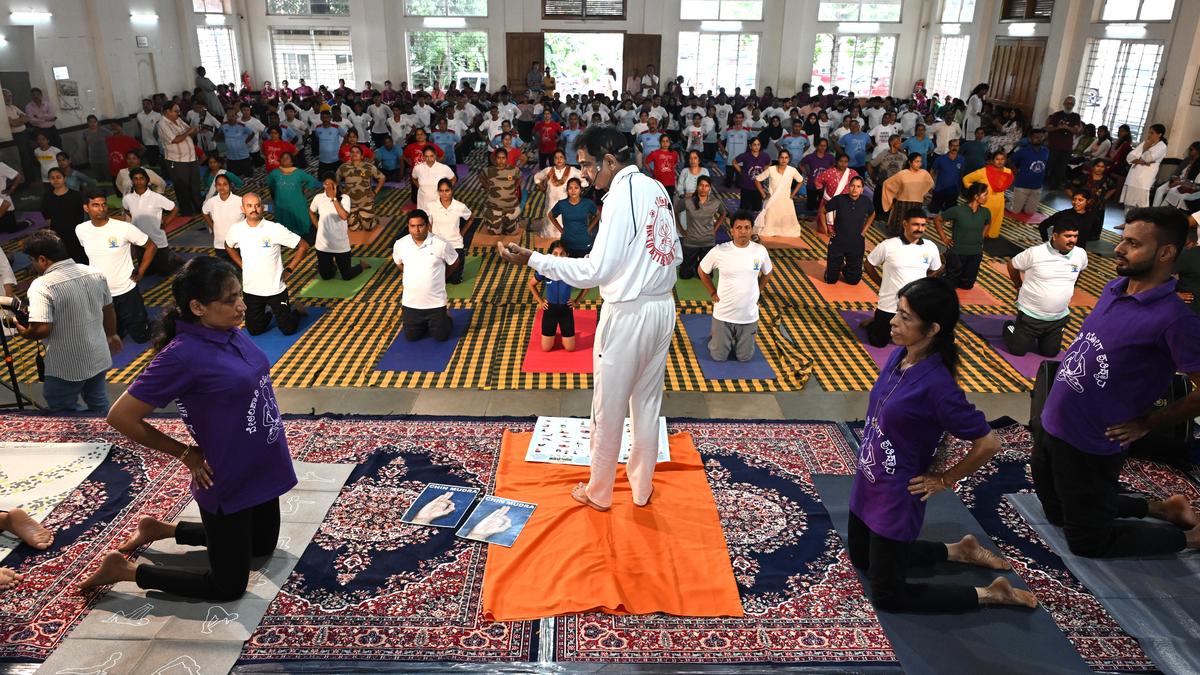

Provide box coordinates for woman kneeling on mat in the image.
[80,257,297,600]
[849,277,1037,612]
[527,239,587,352]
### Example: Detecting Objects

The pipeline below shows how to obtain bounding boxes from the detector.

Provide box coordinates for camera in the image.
[0,296,28,326]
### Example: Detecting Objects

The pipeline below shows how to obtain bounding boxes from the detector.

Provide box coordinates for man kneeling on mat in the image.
[1002,219,1087,357]
[0,508,53,590]
[393,209,461,342]
[527,240,588,352]
[698,212,772,362]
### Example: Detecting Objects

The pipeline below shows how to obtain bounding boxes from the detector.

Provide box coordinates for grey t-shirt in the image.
[676,195,728,248]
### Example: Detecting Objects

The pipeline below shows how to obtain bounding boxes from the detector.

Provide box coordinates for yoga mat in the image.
[347,220,388,246]
[0,215,43,245]
[383,181,407,189]
[136,252,202,293]
[520,308,596,374]
[110,307,163,370]
[1008,492,1200,675]
[987,260,1097,308]
[983,237,1025,258]
[798,260,879,303]
[374,308,472,372]
[445,255,482,300]
[106,194,124,211]
[298,257,387,299]
[482,431,745,621]
[169,226,217,248]
[680,312,775,380]
[955,284,1004,306]
[813,475,1090,675]
[675,270,716,302]
[163,214,194,234]
[959,313,1061,379]
[837,308,898,370]
[247,307,327,365]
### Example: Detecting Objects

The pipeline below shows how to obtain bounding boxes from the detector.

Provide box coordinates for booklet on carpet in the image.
[401,483,480,529]
[456,496,536,548]
[525,416,670,466]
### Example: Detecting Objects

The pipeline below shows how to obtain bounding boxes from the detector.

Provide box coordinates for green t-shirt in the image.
[942,204,990,255]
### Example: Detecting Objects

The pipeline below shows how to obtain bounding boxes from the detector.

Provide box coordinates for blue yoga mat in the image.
[374,308,472,373]
[680,313,774,380]
[813,474,1090,675]
[247,307,328,364]
[109,307,164,371]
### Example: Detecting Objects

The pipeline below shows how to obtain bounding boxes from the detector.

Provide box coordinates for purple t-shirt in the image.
[736,151,771,191]
[127,321,298,514]
[1043,278,1200,455]
[850,349,990,542]
[801,152,835,178]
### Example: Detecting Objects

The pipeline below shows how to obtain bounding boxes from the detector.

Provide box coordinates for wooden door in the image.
[988,38,1046,122]
[506,32,544,95]
[623,34,663,94]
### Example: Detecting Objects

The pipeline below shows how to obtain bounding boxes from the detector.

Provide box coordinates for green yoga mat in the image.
[675,271,717,302]
[446,255,483,299]
[106,194,123,210]
[299,257,388,299]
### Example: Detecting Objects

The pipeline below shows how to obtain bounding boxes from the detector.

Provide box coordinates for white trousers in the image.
[586,293,676,508]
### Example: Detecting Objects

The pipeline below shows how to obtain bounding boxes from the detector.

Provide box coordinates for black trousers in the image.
[317,161,341,178]
[807,187,821,212]
[136,497,280,602]
[517,120,534,143]
[942,252,983,289]
[113,288,151,343]
[165,159,202,215]
[929,188,959,214]
[541,303,576,338]
[227,157,252,178]
[538,152,554,169]
[402,305,452,341]
[866,308,894,348]
[1046,149,1070,190]
[1031,432,1187,558]
[847,511,979,613]
[739,187,762,213]
[825,236,865,284]
[245,289,300,336]
[138,246,175,278]
[370,132,389,149]
[446,221,479,284]
[143,145,162,170]
[316,250,364,281]
[1003,311,1068,357]
[679,244,712,280]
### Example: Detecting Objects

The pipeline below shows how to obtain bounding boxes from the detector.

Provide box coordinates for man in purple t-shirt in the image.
[1035,207,1200,558]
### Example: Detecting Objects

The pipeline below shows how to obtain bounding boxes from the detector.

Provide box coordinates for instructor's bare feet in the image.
[0,567,21,591]
[947,534,1011,570]
[1149,495,1199,529]
[5,508,52,550]
[635,485,654,508]
[118,517,175,553]
[978,577,1037,608]
[78,553,137,591]
[571,483,610,512]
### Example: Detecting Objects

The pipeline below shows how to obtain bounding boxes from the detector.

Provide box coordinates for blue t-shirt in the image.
[840,132,871,167]
[777,134,810,167]
[281,126,301,144]
[220,124,254,161]
[312,125,346,163]
[638,131,662,159]
[375,145,402,171]
[550,198,598,251]
[430,131,460,165]
[931,153,965,193]
[721,128,749,159]
[902,136,934,163]
[535,273,576,305]
[561,129,582,166]
[1010,144,1049,190]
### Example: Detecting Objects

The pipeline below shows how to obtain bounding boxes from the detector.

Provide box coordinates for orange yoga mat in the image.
[482,431,744,621]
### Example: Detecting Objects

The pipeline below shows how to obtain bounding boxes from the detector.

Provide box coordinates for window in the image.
[926,35,969,100]
[1000,0,1053,21]
[817,0,902,22]
[680,0,763,21]
[1076,38,1163,138]
[676,32,759,94]
[196,26,239,87]
[405,0,487,16]
[193,0,230,12]
[1100,0,1174,22]
[812,34,896,97]
[940,0,976,22]
[543,0,625,19]
[270,28,354,88]
[266,0,348,15]
[407,31,488,91]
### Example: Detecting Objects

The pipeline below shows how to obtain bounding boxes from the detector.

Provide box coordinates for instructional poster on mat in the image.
[401,483,479,529]
[456,496,536,547]
[524,416,669,466]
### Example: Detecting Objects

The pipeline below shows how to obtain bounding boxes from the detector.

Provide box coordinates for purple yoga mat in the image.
[0,213,45,245]
[959,313,1061,379]
[680,313,775,380]
[374,308,472,372]
[837,309,898,371]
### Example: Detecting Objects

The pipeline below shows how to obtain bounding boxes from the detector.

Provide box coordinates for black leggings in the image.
[316,250,364,281]
[136,497,280,602]
[847,510,979,613]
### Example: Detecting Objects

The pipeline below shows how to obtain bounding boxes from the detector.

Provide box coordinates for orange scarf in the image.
[985,166,1014,193]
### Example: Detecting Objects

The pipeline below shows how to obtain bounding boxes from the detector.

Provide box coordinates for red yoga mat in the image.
[520,309,597,374]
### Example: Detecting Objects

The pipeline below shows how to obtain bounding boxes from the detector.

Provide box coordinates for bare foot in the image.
[118,517,176,553]
[947,534,1011,570]
[858,319,873,329]
[570,482,610,512]
[0,567,21,591]
[78,552,137,591]
[1150,495,1199,529]
[5,508,52,550]
[635,485,654,508]
[978,577,1037,608]
[360,259,372,269]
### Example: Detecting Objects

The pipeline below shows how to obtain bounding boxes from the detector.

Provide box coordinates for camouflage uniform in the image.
[482,164,522,234]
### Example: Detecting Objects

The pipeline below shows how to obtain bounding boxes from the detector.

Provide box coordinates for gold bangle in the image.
[940,474,951,490]
[179,445,192,463]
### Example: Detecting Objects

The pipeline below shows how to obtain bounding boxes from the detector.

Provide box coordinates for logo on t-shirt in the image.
[1057,331,1108,393]
[858,415,896,483]
[645,195,677,266]
[107,238,119,249]
[245,374,284,442]
[260,237,272,248]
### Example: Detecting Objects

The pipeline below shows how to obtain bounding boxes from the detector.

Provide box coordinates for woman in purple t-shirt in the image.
[733,137,771,213]
[80,257,298,600]
[848,278,1037,612]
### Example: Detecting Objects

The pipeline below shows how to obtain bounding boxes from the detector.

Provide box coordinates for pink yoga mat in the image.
[520,309,597,374]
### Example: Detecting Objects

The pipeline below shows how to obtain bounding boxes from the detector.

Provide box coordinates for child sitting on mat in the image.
[527,240,588,352]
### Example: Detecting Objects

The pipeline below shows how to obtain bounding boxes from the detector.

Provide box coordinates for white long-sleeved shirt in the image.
[529,165,681,303]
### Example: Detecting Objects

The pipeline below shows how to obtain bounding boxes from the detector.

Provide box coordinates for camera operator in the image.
[16,230,121,412]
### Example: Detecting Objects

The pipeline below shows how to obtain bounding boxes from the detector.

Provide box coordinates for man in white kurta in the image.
[497,126,681,510]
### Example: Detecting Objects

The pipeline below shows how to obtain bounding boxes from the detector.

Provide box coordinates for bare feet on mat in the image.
[635,485,654,508]
[118,517,175,553]
[1149,495,1199,529]
[0,567,21,591]
[947,534,1011,570]
[360,259,372,269]
[5,508,52,550]
[978,577,1037,608]
[570,483,610,512]
[78,552,137,591]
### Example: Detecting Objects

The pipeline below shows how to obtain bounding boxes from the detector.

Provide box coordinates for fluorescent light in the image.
[1007,22,1036,36]
[204,13,226,25]
[9,11,52,23]
[423,17,466,28]
[941,23,961,35]
[52,66,68,80]
[1104,22,1146,39]
[700,20,742,32]
[130,12,158,24]
[0,36,8,46]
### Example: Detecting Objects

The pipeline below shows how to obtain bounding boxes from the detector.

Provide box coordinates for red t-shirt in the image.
[646,149,679,186]
[505,147,524,167]
[106,135,142,178]
[405,142,443,167]
[262,139,298,173]
[534,121,562,154]
[338,143,374,163]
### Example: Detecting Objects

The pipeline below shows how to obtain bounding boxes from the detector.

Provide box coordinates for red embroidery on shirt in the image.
[645,195,676,266]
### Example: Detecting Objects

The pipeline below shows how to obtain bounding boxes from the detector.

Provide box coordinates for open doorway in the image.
[544,32,623,98]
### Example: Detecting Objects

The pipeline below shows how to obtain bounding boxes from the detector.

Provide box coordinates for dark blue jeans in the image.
[43,371,108,413]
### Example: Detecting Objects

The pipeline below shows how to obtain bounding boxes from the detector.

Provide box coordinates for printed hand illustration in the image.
[411,492,456,525]
[466,505,511,540]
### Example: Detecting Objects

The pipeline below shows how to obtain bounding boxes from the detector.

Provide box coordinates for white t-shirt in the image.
[1011,242,1088,320]
[411,161,456,211]
[899,111,920,137]
[931,121,962,154]
[866,236,943,313]
[309,192,352,253]
[74,218,148,296]
[0,247,15,287]
[34,145,61,181]
[136,110,162,146]
[201,193,244,250]
[699,241,773,324]
[427,199,473,249]
[225,219,302,297]
[865,107,886,130]
[0,162,18,209]
[870,124,900,157]
[241,115,266,153]
[392,233,458,309]
[122,189,174,249]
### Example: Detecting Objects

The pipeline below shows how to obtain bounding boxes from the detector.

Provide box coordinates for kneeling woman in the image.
[81,257,297,601]
[849,277,1036,612]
